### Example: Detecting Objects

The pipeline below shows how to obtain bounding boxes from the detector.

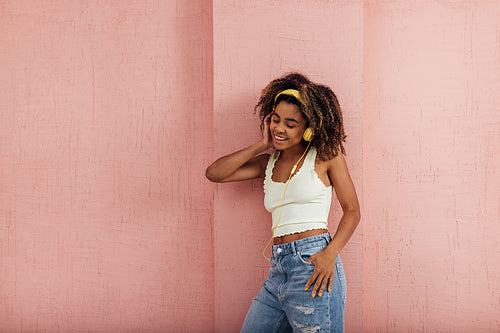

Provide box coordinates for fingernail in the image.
[318,293,322,297]
[304,287,308,291]
[312,294,315,298]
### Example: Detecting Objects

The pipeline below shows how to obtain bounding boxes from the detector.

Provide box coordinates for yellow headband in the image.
[273,89,304,108]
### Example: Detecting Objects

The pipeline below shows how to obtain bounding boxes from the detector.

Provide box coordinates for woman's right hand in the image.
[261,113,274,149]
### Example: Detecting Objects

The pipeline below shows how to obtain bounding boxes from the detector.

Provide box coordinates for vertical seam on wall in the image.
[209,2,215,332]
[361,0,367,330]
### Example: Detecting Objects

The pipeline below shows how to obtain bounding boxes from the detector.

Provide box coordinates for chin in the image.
[273,142,297,151]
[272,140,287,149]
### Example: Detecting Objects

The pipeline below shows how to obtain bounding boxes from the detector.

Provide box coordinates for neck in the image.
[280,142,309,161]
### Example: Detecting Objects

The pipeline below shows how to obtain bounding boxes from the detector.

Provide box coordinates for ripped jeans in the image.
[240,233,346,333]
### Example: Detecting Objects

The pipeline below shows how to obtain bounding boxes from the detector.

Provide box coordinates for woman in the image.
[206,73,360,333]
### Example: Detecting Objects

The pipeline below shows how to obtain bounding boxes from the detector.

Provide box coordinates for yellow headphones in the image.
[302,127,313,142]
[272,89,314,143]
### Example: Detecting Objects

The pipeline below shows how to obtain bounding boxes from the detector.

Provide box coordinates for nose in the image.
[274,123,285,134]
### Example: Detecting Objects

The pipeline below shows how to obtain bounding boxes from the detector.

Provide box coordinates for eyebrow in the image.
[272,113,299,124]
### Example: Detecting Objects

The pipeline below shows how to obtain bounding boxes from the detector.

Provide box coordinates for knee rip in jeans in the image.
[295,305,314,314]
[292,321,321,333]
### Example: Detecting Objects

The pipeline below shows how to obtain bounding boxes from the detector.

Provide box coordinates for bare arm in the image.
[205,114,273,183]
[205,142,270,183]
[305,153,361,297]
[325,153,361,254]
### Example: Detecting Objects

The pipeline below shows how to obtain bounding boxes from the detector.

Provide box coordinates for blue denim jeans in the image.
[241,233,346,333]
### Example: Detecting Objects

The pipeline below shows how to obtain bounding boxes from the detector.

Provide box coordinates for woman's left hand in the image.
[304,247,338,298]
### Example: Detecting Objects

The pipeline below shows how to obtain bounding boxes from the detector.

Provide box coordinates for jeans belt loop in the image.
[291,242,297,256]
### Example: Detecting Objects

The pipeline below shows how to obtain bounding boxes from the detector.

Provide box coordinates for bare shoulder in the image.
[325,152,348,170]
[315,152,351,187]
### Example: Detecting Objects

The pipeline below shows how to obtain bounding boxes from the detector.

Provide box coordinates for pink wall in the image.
[363,1,500,331]
[1,1,499,332]
[213,1,364,332]
[0,1,214,332]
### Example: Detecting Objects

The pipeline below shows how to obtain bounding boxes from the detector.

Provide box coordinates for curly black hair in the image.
[255,72,346,160]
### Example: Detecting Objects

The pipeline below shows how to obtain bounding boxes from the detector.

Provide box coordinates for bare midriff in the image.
[273,228,329,245]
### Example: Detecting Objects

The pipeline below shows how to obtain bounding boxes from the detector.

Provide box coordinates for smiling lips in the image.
[273,134,288,143]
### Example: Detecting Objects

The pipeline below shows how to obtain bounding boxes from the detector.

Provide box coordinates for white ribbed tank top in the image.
[263,146,332,237]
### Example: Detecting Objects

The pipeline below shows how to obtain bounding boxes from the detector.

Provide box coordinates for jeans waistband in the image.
[272,232,331,256]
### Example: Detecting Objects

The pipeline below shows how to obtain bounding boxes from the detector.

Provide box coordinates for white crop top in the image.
[263,146,332,237]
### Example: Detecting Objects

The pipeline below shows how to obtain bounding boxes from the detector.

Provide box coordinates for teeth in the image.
[274,135,287,141]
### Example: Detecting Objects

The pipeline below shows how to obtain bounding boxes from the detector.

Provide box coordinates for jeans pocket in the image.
[296,246,323,265]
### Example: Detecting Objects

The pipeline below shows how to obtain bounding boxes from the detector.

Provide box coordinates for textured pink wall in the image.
[1,1,499,332]
[363,1,500,331]
[0,1,214,331]
[213,1,364,332]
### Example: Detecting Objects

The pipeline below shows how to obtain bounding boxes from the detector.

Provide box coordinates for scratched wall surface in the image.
[213,1,364,332]
[363,1,500,332]
[1,1,499,332]
[0,1,214,331]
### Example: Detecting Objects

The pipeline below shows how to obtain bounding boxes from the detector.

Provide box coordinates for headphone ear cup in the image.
[303,127,313,142]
